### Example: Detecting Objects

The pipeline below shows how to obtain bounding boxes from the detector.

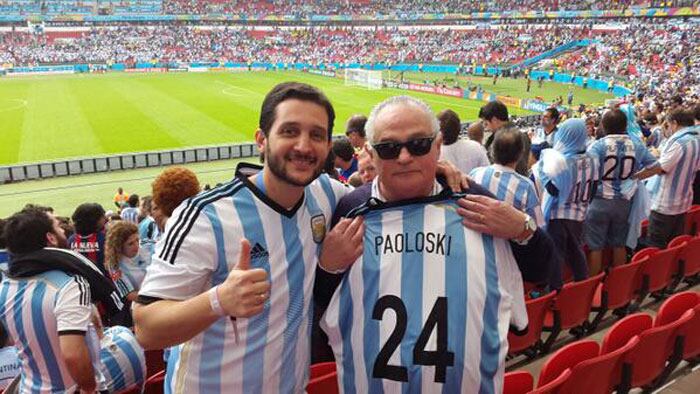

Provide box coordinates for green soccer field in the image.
[0,70,611,166]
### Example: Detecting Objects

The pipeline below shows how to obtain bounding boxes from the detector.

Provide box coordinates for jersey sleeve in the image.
[658,141,684,173]
[636,143,659,169]
[55,276,93,335]
[138,202,218,301]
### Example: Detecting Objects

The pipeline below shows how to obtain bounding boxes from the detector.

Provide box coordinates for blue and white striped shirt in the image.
[321,190,526,394]
[98,326,146,393]
[139,172,349,394]
[587,134,658,200]
[121,207,139,224]
[651,127,700,215]
[0,270,93,393]
[470,164,545,227]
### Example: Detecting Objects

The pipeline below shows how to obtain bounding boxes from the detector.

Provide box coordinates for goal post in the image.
[344,68,383,90]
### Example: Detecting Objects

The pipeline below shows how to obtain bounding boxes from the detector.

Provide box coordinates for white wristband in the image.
[208,286,226,317]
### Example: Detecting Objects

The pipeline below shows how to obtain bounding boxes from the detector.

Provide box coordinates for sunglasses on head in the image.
[371,136,436,160]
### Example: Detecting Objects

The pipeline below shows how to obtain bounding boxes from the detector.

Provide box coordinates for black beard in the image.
[265,144,325,187]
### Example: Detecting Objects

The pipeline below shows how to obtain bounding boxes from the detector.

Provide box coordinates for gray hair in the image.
[365,96,440,143]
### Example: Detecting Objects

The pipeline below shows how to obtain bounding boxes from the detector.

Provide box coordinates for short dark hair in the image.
[602,109,628,135]
[345,114,367,138]
[332,137,355,162]
[127,194,139,208]
[667,108,695,127]
[259,82,335,139]
[491,126,524,165]
[438,109,461,145]
[478,101,509,122]
[72,203,106,235]
[4,208,53,254]
[545,107,560,123]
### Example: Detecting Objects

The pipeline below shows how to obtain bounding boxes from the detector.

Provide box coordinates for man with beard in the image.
[133,82,354,393]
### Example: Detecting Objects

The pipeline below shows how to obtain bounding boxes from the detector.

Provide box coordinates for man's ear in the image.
[434,133,443,156]
[255,129,266,153]
[46,232,58,248]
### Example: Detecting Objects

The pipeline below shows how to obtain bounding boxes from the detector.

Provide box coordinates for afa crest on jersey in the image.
[311,214,326,243]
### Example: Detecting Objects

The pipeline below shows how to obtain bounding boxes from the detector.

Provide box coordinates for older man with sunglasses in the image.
[314,96,554,393]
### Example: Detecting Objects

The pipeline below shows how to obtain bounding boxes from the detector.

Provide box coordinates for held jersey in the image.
[651,127,700,215]
[138,171,349,394]
[321,193,527,394]
[587,135,658,200]
[470,164,545,227]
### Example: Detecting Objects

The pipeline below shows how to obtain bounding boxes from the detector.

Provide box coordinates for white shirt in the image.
[439,139,490,175]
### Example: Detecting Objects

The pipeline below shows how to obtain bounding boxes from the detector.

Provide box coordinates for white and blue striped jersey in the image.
[119,255,149,291]
[108,264,136,301]
[587,135,658,200]
[139,173,349,394]
[321,193,527,394]
[98,326,146,392]
[531,127,556,146]
[121,207,139,224]
[0,346,20,390]
[470,164,545,227]
[534,154,600,222]
[0,270,93,393]
[138,216,160,265]
[651,127,700,215]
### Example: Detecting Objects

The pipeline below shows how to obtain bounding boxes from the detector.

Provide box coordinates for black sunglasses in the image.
[371,136,436,160]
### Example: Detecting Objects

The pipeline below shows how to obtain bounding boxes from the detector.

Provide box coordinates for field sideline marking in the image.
[0,98,28,113]
[214,80,262,96]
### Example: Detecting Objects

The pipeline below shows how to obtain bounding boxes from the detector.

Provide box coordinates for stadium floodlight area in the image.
[344,68,383,90]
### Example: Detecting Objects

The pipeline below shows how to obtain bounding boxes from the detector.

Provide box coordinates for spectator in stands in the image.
[105,221,143,326]
[345,114,368,150]
[471,125,545,228]
[635,108,700,248]
[481,101,531,176]
[121,194,140,224]
[530,107,561,164]
[69,203,108,275]
[332,137,358,182]
[356,147,377,184]
[585,109,658,274]
[438,109,489,174]
[114,187,129,210]
[0,322,20,391]
[151,166,201,231]
[467,121,485,144]
[137,196,159,263]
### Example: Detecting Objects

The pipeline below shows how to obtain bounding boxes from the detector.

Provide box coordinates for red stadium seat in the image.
[531,368,571,394]
[508,291,556,357]
[683,304,700,360]
[675,236,700,285]
[684,205,700,235]
[145,349,166,379]
[668,235,692,249]
[537,340,598,389]
[630,247,658,263]
[654,291,699,327]
[542,273,604,352]
[310,362,336,379]
[605,311,694,390]
[143,370,165,394]
[306,371,339,394]
[655,292,700,366]
[633,244,682,305]
[503,370,533,394]
[561,336,639,394]
[589,261,643,331]
[667,235,692,291]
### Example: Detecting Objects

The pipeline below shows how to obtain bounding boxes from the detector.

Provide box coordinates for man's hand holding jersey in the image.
[319,217,364,274]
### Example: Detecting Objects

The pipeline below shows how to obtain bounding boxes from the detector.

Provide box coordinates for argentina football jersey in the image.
[322,184,526,394]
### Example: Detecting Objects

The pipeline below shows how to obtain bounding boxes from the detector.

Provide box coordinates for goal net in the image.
[344,68,383,90]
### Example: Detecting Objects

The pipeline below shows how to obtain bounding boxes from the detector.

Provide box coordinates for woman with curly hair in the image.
[151,166,201,231]
[105,221,148,326]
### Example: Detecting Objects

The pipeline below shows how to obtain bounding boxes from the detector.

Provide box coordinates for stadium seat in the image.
[682,304,700,361]
[684,204,700,235]
[589,261,643,331]
[542,273,604,352]
[654,291,699,327]
[531,368,571,394]
[143,370,165,394]
[633,244,682,305]
[630,247,658,263]
[674,236,700,287]
[306,371,338,394]
[667,235,692,291]
[508,291,556,358]
[503,370,533,394]
[310,361,336,379]
[145,349,166,379]
[603,311,694,391]
[562,336,639,394]
[537,340,598,389]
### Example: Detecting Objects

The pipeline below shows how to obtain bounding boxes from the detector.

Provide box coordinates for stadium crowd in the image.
[1,73,698,391]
